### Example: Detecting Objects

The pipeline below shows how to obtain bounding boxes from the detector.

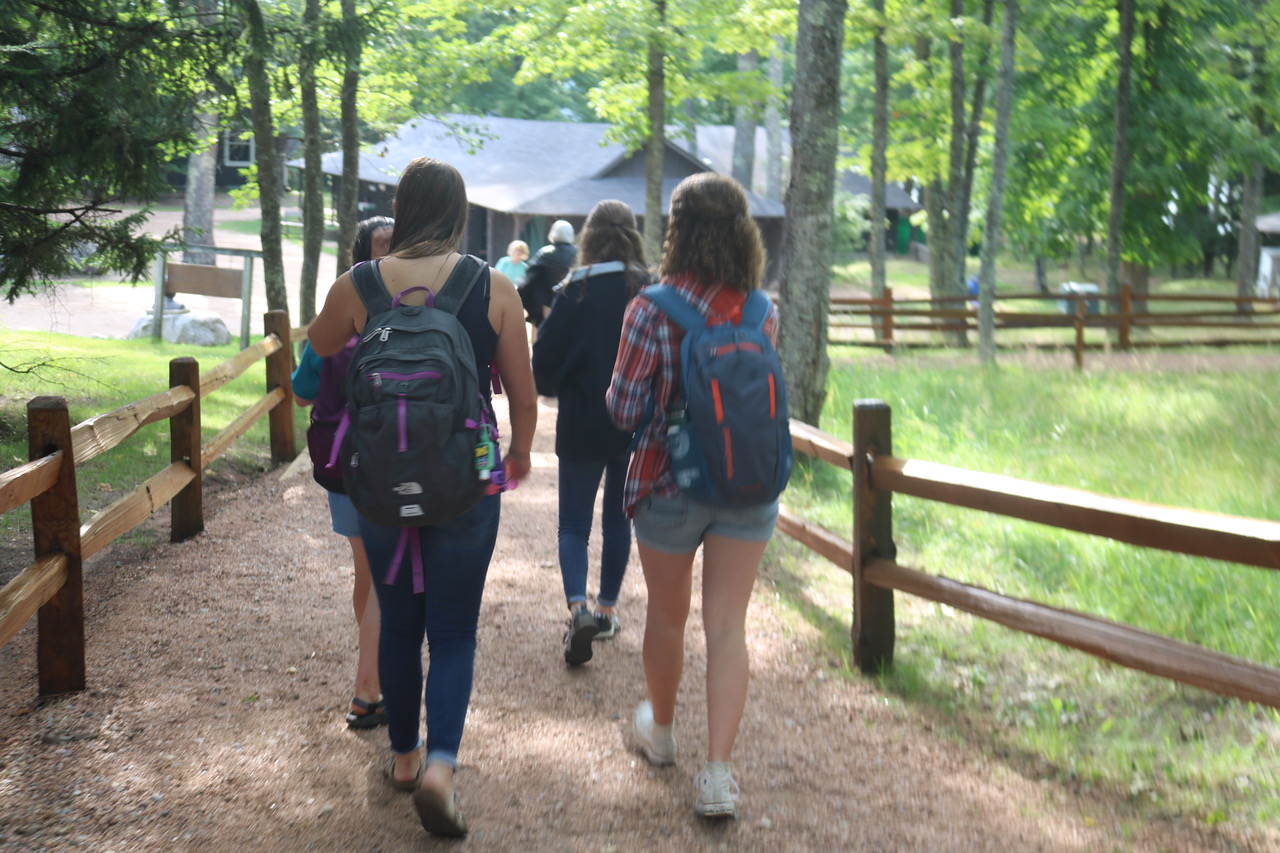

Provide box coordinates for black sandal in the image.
[345,697,386,729]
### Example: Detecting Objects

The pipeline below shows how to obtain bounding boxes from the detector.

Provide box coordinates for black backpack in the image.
[333,257,493,535]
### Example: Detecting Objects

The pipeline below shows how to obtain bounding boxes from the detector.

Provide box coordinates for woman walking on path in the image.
[531,200,648,666]
[308,158,537,838]
[292,215,394,729]
[605,173,780,820]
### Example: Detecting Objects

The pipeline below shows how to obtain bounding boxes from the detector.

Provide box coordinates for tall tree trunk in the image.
[732,51,759,191]
[869,0,888,307]
[764,41,785,202]
[943,0,967,343]
[778,0,846,426]
[336,0,362,275]
[182,118,217,266]
[298,0,323,324]
[955,0,995,299]
[643,0,666,267]
[682,99,698,159]
[1237,163,1263,315]
[1105,0,1137,301]
[978,0,1017,365]
[182,0,219,266]
[241,0,287,314]
[924,180,945,298]
[1235,38,1266,317]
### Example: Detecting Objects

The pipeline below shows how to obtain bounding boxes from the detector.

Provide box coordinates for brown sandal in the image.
[383,756,423,792]
[413,784,468,837]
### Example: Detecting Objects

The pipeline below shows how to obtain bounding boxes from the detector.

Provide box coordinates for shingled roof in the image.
[303,113,919,220]
[308,113,786,219]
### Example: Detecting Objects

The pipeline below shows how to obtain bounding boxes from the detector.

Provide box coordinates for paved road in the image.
[2,205,325,340]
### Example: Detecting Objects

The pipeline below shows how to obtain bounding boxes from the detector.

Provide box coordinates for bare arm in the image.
[308,271,365,357]
[488,268,538,483]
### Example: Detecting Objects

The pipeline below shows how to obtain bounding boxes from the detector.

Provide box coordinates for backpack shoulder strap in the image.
[433,254,488,316]
[741,289,771,330]
[350,260,394,318]
[643,283,706,332]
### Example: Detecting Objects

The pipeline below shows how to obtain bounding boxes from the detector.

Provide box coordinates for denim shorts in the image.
[326,491,361,538]
[632,492,779,554]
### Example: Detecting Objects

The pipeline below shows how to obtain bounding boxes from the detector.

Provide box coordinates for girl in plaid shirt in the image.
[606,172,780,820]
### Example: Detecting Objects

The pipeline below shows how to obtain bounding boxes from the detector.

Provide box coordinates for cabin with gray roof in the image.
[299,113,920,282]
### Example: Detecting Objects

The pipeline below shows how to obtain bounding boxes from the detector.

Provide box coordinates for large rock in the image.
[127,309,232,346]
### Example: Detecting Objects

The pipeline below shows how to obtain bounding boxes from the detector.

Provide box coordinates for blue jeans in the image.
[359,494,500,767]
[558,454,630,609]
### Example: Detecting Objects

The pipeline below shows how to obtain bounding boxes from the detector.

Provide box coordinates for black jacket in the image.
[518,241,577,327]
[532,262,639,461]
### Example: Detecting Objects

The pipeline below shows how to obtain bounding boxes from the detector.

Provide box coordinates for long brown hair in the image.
[388,158,468,258]
[660,172,764,292]
[570,199,649,298]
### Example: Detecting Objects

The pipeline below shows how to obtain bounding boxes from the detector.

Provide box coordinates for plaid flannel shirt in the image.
[606,275,780,516]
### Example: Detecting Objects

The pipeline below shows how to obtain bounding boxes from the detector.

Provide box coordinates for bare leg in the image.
[350,536,381,709]
[392,747,422,785]
[636,542,696,726]
[700,533,766,762]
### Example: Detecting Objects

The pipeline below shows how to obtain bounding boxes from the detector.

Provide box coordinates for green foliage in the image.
[833,188,871,258]
[498,0,791,150]
[0,0,238,303]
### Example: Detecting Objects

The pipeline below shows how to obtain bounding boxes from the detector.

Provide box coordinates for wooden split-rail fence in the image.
[4,324,1279,711]
[0,310,301,696]
[832,283,1280,369]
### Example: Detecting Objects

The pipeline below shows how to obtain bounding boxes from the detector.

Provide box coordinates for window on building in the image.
[223,132,255,167]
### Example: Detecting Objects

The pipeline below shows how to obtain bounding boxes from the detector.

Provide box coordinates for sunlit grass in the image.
[0,332,285,541]
[773,347,1280,828]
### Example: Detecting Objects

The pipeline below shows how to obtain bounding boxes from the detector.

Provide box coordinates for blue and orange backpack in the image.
[644,284,792,507]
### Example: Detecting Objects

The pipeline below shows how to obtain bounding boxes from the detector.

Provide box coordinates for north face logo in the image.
[393,482,424,496]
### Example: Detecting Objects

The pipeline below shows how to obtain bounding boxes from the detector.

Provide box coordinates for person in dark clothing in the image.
[531,201,648,666]
[518,219,577,328]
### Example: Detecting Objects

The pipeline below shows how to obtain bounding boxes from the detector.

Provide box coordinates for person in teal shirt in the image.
[495,239,529,283]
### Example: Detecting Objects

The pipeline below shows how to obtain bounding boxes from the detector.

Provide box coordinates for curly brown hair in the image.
[388,158,468,258]
[568,199,649,299]
[659,172,764,292]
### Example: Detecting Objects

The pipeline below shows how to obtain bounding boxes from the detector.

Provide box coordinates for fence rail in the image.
[0,311,299,697]
[776,400,1280,710]
[832,284,1280,368]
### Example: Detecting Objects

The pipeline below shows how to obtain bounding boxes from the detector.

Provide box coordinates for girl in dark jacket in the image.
[532,200,649,666]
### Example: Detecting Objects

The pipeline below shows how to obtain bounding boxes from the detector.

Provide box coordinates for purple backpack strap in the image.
[384,528,426,594]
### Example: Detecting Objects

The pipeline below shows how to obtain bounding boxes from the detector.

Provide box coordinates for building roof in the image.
[299,113,915,219]
[1257,211,1280,234]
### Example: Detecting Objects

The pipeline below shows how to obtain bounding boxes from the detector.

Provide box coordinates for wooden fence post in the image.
[28,397,85,697]
[170,358,203,542]
[264,310,296,465]
[881,286,895,348]
[1118,282,1132,352]
[1073,297,1086,371]
[853,399,896,673]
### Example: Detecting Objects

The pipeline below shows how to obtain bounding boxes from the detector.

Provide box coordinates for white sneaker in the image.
[593,610,621,639]
[632,701,676,766]
[693,761,740,819]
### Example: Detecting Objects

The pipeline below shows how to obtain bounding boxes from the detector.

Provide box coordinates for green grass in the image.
[219,216,338,258]
[770,347,1280,831]
[0,332,293,544]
